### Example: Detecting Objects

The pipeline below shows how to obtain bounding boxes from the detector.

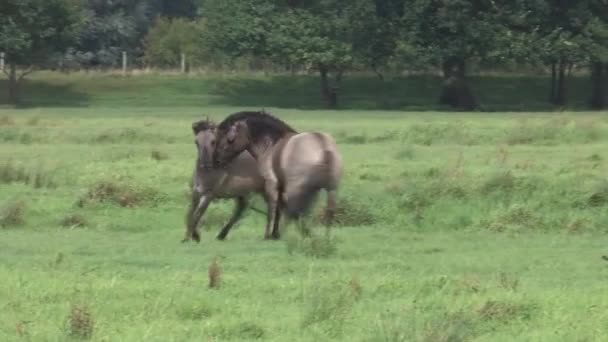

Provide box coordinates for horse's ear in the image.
[192,121,203,135]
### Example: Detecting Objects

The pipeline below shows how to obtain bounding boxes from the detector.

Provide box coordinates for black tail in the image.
[284,150,333,219]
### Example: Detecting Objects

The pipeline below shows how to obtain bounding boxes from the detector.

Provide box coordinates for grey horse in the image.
[182,118,266,243]
[212,111,343,240]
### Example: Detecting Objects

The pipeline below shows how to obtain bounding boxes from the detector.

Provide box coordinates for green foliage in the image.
[0,0,80,64]
[142,17,207,68]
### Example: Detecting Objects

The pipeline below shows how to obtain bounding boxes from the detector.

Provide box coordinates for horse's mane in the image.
[217,110,297,142]
[192,119,216,134]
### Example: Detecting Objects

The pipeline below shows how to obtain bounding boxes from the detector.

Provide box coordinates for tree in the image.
[202,0,382,108]
[584,2,608,109]
[142,17,207,68]
[269,1,375,107]
[403,0,504,110]
[0,0,79,104]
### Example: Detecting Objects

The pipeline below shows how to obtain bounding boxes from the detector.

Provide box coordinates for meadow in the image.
[1,73,608,341]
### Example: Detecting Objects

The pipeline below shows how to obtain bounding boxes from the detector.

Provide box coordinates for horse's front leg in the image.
[184,193,212,243]
[264,181,281,240]
[217,196,248,240]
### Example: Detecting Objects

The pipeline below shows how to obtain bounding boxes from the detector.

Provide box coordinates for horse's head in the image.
[214,120,250,168]
[192,118,217,170]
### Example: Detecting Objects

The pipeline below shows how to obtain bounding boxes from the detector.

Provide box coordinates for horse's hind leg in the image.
[323,189,337,226]
[217,196,248,240]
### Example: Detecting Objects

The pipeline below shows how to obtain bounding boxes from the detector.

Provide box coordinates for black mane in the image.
[217,110,297,142]
[192,119,215,134]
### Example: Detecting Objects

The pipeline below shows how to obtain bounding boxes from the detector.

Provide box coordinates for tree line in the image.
[1,0,607,109]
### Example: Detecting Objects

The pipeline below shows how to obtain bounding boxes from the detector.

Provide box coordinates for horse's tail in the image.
[284,150,333,219]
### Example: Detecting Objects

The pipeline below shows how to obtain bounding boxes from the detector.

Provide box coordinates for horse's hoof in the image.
[216,235,226,241]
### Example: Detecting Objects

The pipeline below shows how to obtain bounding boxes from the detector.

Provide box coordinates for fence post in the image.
[122,51,127,76]
[181,53,186,73]
[0,52,4,71]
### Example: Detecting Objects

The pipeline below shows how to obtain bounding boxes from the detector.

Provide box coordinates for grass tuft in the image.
[0,115,15,126]
[301,280,360,335]
[67,303,94,340]
[315,198,376,227]
[60,213,88,228]
[150,149,169,161]
[476,300,534,322]
[587,180,608,207]
[481,170,515,194]
[0,199,26,228]
[77,180,165,208]
[208,257,222,289]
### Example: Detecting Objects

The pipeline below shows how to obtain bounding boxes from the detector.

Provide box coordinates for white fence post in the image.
[0,52,4,71]
[181,53,186,73]
[122,51,127,76]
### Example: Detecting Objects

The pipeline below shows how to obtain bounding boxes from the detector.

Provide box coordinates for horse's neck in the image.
[248,133,295,161]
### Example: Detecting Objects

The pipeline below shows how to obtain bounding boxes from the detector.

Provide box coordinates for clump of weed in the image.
[565,216,592,234]
[150,149,168,161]
[480,170,514,194]
[348,275,363,301]
[26,117,40,126]
[588,153,602,162]
[0,160,57,188]
[476,300,534,322]
[314,198,376,227]
[394,145,415,160]
[505,121,560,145]
[371,310,412,342]
[176,302,213,320]
[60,213,88,228]
[209,321,265,339]
[0,160,28,184]
[208,257,222,289]
[67,303,94,340]
[393,179,468,211]
[421,311,476,342]
[0,116,14,126]
[77,180,164,208]
[359,172,382,181]
[288,226,338,258]
[29,166,57,189]
[478,203,541,232]
[0,199,26,228]
[587,180,608,207]
[497,272,519,291]
[343,134,368,144]
[301,280,361,335]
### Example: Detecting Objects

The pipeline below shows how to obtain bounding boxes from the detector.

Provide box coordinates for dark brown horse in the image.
[213,111,342,239]
[183,119,266,242]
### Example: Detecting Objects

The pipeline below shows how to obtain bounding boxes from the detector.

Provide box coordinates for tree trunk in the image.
[590,62,607,109]
[438,57,476,110]
[319,65,338,108]
[550,62,557,103]
[555,58,567,105]
[7,63,20,105]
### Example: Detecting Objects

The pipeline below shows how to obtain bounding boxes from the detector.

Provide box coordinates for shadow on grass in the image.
[208,74,593,112]
[0,78,91,108]
[0,72,595,111]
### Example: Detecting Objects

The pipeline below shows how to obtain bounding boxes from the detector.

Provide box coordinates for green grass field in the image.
[1,73,608,341]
